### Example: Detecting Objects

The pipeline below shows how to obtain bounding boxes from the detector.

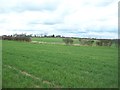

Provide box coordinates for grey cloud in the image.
[87,28,117,33]
[28,21,62,25]
[12,29,38,31]
[14,2,58,12]
[42,22,61,25]
[28,17,63,25]
[84,0,115,7]
[42,19,63,25]
[96,1,114,7]
[0,0,59,13]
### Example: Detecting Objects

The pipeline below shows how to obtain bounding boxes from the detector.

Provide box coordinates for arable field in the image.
[2,40,118,88]
[32,37,80,44]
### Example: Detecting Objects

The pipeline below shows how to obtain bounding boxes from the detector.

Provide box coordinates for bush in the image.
[2,36,13,40]
[0,36,2,40]
[14,36,31,42]
[79,38,94,46]
[96,40,112,46]
[96,41,102,46]
[2,35,31,42]
[63,38,73,45]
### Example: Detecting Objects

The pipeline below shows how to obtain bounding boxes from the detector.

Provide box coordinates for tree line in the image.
[0,34,119,47]
[1,34,31,42]
[63,37,119,47]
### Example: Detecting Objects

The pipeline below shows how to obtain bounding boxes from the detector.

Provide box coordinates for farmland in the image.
[32,37,80,44]
[2,38,118,88]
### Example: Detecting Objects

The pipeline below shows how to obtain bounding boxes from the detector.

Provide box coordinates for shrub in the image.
[79,38,94,46]
[14,36,31,42]
[96,40,112,46]
[96,41,102,46]
[63,38,73,45]
[0,36,2,40]
[2,34,31,42]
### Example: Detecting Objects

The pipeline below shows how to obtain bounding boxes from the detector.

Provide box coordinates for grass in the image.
[32,37,116,47]
[2,40,118,88]
[32,37,63,43]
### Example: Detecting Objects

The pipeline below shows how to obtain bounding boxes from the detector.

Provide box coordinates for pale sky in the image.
[0,0,118,39]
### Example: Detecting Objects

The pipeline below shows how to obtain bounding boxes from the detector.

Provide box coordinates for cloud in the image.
[0,0,118,39]
[0,0,60,13]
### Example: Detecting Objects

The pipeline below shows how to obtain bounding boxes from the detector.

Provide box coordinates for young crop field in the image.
[32,37,80,44]
[2,40,118,88]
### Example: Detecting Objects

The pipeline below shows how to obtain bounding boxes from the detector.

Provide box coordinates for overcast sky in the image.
[0,0,118,39]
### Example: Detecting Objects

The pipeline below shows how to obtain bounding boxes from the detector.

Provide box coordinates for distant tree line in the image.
[1,34,31,42]
[33,34,63,38]
[95,39,112,46]
[62,37,119,47]
[1,33,119,47]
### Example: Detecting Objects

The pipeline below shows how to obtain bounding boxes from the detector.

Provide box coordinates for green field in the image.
[2,40,118,88]
[32,37,80,44]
